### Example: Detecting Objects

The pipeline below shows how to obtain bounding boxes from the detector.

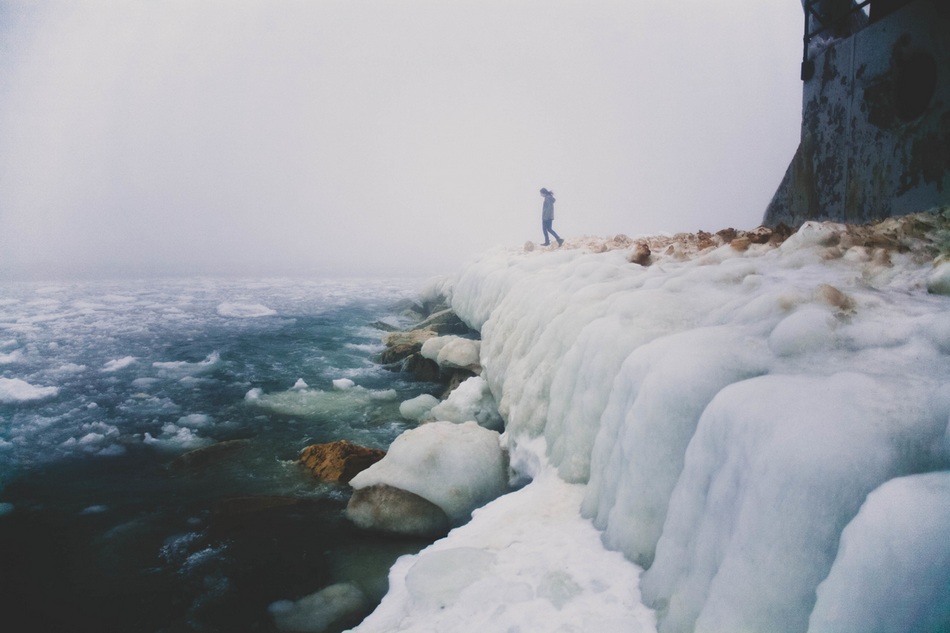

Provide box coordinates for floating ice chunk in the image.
[153,351,220,377]
[0,349,24,365]
[292,378,309,390]
[332,378,355,390]
[349,421,507,524]
[176,413,212,428]
[216,302,277,318]
[249,384,397,419]
[102,356,137,372]
[269,582,369,632]
[808,472,950,633]
[144,422,212,452]
[399,394,440,421]
[427,376,503,431]
[0,377,59,403]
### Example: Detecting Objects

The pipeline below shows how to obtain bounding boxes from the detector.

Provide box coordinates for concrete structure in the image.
[764,0,950,227]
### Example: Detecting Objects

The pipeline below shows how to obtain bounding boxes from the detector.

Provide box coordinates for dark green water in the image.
[0,278,437,632]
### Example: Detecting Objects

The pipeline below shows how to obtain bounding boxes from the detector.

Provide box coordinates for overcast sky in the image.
[0,0,804,280]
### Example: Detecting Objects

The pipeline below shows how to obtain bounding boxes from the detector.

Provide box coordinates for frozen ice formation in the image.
[355,210,950,633]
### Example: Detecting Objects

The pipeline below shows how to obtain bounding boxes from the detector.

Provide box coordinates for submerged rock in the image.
[170,438,251,471]
[346,484,450,538]
[299,440,385,484]
[270,582,370,633]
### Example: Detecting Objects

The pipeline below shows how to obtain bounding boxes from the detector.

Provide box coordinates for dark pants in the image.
[542,219,561,245]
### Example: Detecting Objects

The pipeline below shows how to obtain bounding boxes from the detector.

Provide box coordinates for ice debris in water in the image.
[216,302,278,318]
[0,377,59,403]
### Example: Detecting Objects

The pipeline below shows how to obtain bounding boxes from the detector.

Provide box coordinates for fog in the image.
[0,0,804,280]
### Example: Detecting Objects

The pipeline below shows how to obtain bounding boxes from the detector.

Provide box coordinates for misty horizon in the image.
[1,0,804,281]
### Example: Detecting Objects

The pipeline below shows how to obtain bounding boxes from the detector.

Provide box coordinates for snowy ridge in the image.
[360,210,950,633]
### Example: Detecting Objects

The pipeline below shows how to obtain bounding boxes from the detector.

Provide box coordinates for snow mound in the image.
[352,471,656,633]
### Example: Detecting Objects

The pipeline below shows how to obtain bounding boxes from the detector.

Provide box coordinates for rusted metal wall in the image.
[764,0,949,227]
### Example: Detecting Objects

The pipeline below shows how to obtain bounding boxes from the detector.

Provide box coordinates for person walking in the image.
[539,188,563,247]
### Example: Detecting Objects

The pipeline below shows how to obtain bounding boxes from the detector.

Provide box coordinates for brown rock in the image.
[441,368,478,399]
[816,283,856,314]
[410,309,469,335]
[402,353,441,382]
[627,241,652,266]
[730,236,752,252]
[716,227,738,243]
[380,328,438,365]
[345,484,450,537]
[299,440,386,483]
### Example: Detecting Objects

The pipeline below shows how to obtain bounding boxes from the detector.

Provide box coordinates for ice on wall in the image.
[808,471,950,633]
[437,211,950,633]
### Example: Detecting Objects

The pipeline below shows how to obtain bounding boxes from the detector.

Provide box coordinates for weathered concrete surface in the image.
[765,0,950,227]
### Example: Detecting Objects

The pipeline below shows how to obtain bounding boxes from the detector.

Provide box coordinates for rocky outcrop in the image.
[299,440,386,484]
[378,299,481,390]
[345,484,451,538]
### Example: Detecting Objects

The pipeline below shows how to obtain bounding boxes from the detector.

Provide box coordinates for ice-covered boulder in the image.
[348,421,508,525]
[420,335,481,372]
[398,394,440,421]
[426,376,503,431]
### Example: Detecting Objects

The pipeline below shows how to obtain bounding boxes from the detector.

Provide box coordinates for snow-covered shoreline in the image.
[349,210,950,633]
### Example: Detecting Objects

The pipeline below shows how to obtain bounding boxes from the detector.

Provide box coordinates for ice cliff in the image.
[354,211,950,633]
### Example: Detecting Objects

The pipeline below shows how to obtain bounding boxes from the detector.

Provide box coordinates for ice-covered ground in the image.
[352,210,950,633]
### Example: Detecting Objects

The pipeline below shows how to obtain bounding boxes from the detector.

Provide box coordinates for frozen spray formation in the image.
[358,210,950,633]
